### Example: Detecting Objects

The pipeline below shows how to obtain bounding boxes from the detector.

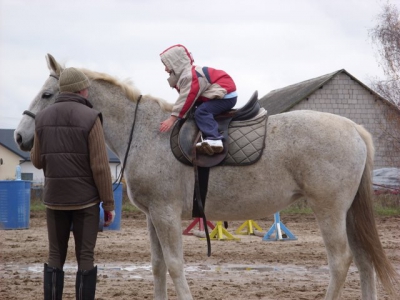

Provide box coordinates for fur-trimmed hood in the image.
[160,44,194,87]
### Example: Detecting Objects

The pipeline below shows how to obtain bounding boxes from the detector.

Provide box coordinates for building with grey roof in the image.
[259,69,400,168]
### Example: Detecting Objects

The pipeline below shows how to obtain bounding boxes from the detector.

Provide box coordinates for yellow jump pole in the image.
[235,220,263,235]
[209,221,240,241]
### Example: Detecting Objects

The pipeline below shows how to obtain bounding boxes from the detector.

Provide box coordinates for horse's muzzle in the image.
[15,133,33,152]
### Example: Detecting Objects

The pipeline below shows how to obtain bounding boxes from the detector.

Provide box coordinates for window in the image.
[21,173,33,181]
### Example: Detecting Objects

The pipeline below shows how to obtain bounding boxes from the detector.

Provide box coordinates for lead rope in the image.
[113,95,142,191]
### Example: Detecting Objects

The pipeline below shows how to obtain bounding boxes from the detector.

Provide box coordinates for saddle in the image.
[170,91,268,168]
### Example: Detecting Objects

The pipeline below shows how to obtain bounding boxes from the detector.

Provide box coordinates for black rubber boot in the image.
[43,263,64,300]
[75,266,97,300]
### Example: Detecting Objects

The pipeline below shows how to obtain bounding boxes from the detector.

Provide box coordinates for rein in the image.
[113,95,142,191]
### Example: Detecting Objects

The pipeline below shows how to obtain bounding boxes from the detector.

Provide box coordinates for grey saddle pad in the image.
[223,110,267,165]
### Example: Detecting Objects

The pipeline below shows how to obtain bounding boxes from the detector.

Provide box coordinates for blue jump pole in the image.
[262,212,297,241]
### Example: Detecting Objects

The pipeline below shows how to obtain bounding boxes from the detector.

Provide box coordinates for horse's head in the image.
[14,54,63,151]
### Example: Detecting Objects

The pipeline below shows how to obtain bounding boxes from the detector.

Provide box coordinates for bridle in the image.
[22,74,142,191]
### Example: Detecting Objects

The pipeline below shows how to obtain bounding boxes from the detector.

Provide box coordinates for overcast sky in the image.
[0,0,394,129]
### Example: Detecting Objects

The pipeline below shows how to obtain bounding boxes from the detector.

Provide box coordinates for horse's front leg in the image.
[149,207,193,300]
[147,216,168,299]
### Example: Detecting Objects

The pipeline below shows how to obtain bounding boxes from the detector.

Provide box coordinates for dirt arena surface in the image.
[1,211,399,299]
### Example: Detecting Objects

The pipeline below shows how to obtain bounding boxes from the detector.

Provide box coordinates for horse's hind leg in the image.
[147,217,168,299]
[346,211,377,299]
[149,209,193,300]
[313,207,353,300]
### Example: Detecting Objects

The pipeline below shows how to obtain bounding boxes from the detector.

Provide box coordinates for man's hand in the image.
[104,210,115,227]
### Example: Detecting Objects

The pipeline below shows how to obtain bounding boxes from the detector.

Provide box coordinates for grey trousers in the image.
[46,204,99,270]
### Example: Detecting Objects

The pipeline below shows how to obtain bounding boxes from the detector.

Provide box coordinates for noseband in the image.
[23,110,36,119]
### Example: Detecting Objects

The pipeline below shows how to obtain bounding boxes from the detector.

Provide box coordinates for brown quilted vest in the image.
[35,93,102,207]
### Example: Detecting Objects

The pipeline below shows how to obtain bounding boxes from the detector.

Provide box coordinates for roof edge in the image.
[281,69,399,114]
[284,69,345,112]
[0,142,27,159]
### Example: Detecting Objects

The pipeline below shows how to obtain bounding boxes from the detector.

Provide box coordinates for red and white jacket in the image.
[160,44,237,119]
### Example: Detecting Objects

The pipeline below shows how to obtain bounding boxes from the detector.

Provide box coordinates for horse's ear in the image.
[46,53,63,76]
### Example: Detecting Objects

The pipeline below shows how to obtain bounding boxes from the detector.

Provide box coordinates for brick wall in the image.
[291,73,400,168]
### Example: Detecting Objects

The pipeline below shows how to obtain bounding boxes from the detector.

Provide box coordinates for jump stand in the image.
[209,221,240,241]
[262,212,297,241]
[235,220,263,235]
[182,218,215,235]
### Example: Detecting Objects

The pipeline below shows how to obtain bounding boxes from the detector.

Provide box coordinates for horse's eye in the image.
[42,92,52,99]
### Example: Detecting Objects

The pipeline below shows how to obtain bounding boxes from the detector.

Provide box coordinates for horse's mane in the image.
[80,68,173,112]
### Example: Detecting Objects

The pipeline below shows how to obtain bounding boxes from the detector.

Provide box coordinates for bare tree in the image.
[369,1,400,105]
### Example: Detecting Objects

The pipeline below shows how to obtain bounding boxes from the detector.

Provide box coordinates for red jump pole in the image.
[182,218,215,235]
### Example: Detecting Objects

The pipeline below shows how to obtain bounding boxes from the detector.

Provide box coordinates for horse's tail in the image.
[347,124,399,296]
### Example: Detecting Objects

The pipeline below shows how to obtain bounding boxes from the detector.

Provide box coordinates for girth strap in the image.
[192,131,212,257]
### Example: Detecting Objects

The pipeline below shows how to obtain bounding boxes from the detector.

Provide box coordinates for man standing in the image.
[31,67,115,300]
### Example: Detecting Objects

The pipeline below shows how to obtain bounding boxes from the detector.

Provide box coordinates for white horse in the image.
[15,54,398,299]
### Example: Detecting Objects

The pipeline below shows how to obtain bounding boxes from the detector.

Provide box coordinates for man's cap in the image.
[59,67,90,92]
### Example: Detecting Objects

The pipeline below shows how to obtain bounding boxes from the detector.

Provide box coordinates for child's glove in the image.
[104,210,116,227]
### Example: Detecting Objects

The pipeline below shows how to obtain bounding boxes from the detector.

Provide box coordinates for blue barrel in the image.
[0,181,31,230]
[101,183,123,231]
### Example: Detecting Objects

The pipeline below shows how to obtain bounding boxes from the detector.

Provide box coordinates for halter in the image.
[23,110,36,119]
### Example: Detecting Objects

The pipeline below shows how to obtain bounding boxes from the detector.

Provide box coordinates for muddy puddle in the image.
[0,262,347,280]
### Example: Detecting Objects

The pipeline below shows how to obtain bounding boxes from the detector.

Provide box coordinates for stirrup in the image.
[196,136,214,156]
[196,135,204,147]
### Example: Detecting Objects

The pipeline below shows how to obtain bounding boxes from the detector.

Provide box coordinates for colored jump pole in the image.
[235,220,263,235]
[184,219,240,240]
[182,218,215,235]
[209,221,240,241]
[263,212,297,241]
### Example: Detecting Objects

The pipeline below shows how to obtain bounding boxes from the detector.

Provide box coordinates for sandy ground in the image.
[1,211,399,300]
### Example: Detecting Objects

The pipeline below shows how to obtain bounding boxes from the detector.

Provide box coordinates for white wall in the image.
[0,145,21,180]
